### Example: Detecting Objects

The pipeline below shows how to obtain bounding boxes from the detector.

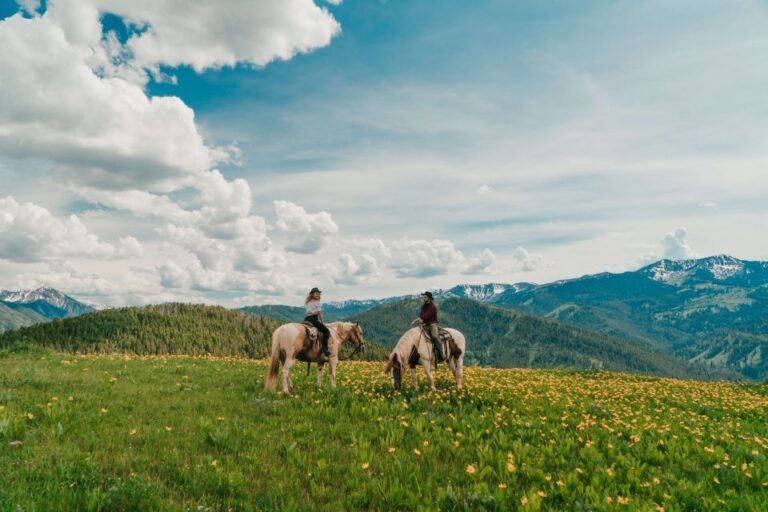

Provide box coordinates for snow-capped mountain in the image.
[440,283,534,301]
[0,287,95,320]
[640,255,768,286]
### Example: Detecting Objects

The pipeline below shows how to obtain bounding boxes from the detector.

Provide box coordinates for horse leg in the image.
[422,360,436,391]
[282,356,295,394]
[453,357,464,390]
[317,362,324,388]
[410,367,418,387]
[329,357,338,389]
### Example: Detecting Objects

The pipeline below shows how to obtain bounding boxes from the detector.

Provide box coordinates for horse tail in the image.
[264,328,282,392]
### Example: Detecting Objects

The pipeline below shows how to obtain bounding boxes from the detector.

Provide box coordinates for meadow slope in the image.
[1,348,767,511]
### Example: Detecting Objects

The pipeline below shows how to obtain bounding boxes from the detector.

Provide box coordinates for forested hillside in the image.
[350,298,731,380]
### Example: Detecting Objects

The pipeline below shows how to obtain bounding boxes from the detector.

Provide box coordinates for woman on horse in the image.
[305,287,331,356]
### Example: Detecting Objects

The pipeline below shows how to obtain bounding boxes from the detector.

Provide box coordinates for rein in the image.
[305,324,364,373]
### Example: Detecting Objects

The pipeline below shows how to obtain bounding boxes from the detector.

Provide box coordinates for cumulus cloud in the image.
[14,260,137,296]
[462,249,496,274]
[510,247,543,272]
[157,258,289,295]
[0,12,222,192]
[661,227,696,260]
[73,187,201,224]
[274,200,339,254]
[109,0,341,73]
[15,0,40,14]
[314,253,380,285]
[0,1,339,195]
[389,239,465,278]
[0,196,143,262]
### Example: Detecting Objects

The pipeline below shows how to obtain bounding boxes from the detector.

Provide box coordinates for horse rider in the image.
[414,291,445,362]
[305,287,331,356]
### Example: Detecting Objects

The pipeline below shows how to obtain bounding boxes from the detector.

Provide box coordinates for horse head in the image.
[384,353,403,390]
[348,322,366,351]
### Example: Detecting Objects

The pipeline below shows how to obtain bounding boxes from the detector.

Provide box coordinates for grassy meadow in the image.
[1,346,767,511]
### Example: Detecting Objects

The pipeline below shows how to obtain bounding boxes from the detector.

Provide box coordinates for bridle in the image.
[334,323,366,361]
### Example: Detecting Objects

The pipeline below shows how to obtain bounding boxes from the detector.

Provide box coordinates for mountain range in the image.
[241,255,768,381]
[489,255,768,380]
[238,283,522,321]
[347,298,723,380]
[2,255,766,380]
[0,287,95,332]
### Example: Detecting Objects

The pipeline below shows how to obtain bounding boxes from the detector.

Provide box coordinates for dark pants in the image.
[304,315,330,349]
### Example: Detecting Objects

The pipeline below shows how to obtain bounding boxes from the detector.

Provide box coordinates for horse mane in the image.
[389,327,422,365]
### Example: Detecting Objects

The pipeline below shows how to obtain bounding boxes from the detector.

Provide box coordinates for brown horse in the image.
[264,321,365,394]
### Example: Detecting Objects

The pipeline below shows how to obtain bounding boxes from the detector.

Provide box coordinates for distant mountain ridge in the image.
[490,255,768,380]
[240,283,521,321]
[0,287,95,332]
[347,298,724,380]
[242,255,768,380]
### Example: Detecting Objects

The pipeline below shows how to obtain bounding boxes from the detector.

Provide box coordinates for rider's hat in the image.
[421,291,434,300]
[310,287,322,294]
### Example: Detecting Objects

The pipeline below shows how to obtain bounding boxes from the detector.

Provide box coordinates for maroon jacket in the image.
[420,302,438,325]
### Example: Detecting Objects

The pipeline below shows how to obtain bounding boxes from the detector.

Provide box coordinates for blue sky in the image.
[0,0,766,305]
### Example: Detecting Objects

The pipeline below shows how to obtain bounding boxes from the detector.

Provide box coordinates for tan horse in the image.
[264,321,365,394]
[384,326,465,391]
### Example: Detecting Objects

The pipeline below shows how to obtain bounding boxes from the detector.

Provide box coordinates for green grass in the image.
[1,347,767,511]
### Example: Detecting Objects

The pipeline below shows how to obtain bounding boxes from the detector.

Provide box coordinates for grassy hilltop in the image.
[1,348,767,511]
[0,304,388,361]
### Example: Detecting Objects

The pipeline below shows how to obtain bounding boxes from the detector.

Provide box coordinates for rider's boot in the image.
[321,334,331,356]
[433,338,445,363]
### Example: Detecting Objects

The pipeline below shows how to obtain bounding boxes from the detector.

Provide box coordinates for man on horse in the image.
[414,291,445,362]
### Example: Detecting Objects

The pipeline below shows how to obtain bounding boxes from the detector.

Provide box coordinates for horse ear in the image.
[383,355,395,373]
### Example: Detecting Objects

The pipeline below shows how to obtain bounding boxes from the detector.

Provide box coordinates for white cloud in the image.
[0,12,222,193]
[510,247,543,272]
[99,0,341,73]
[314,253,380,285]
[476,184,493,195]
[0,0,339,197]
[156,258,290,295]
[157,260,188,289]
[73,187,201,224]
[15,0,40,14]
[661,227,696,260]
[274,200,339,254]
[462,249,496,274]
[14,260,139,297]
[0,196,143,262]
[389,239,465,278]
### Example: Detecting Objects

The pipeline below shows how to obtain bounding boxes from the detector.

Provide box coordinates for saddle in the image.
[411,326,462,367]
[298,322,324,362]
